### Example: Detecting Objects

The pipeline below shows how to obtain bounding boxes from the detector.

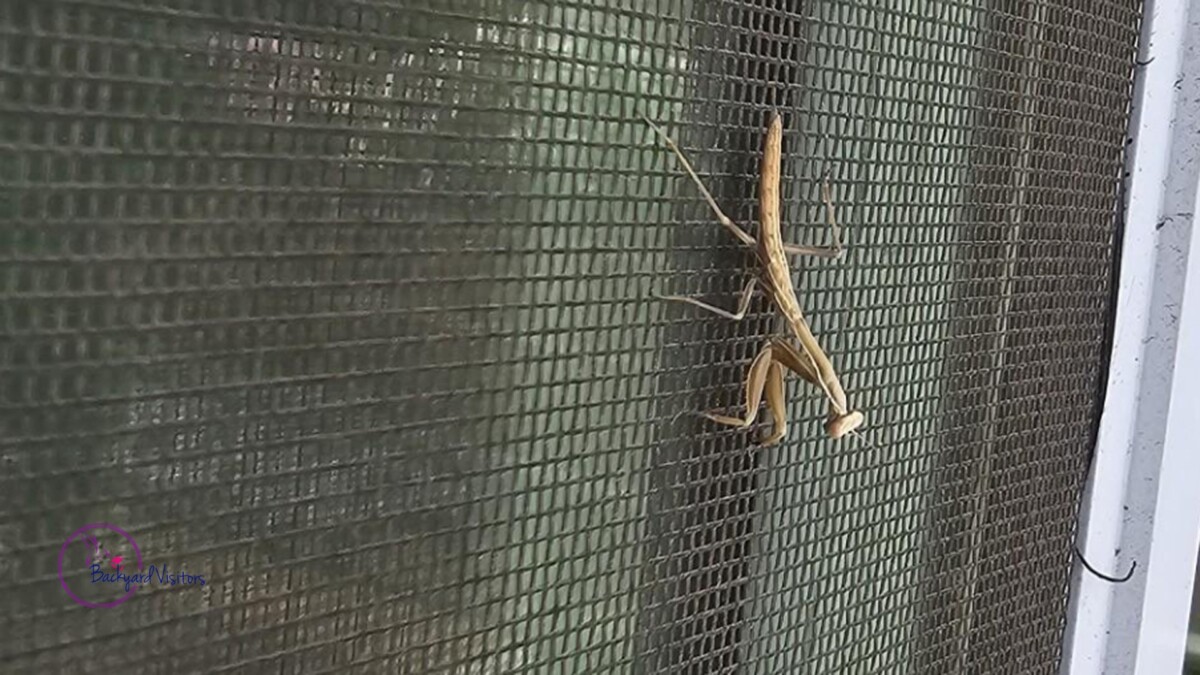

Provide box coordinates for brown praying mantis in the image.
[645,111,865,444]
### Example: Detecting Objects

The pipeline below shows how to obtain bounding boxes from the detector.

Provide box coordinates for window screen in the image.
[0,1,1141,673]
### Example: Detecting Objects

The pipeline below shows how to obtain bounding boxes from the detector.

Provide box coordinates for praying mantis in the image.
[645,111,864,444]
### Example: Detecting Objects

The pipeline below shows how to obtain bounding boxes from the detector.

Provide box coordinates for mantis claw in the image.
[826,410,865,439]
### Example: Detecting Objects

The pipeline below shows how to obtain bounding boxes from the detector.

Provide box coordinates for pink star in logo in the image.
[111,556,123,569]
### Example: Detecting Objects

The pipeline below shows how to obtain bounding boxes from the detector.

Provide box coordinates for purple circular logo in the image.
[57,523,144,608]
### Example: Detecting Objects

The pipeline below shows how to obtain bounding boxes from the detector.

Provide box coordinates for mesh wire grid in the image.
[0,0,1142,673]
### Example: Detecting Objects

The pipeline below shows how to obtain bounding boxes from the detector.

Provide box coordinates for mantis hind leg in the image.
[642,114,757,249]
[781,176,845,260]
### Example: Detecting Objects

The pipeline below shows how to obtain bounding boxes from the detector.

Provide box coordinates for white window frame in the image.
[1061,0,1200,673]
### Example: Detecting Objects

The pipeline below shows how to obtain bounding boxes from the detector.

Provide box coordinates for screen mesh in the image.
[0,1,1141,673]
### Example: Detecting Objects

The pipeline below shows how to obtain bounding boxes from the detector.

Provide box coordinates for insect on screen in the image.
[0,0,1142,673]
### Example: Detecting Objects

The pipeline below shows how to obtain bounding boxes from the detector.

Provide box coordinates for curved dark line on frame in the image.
[1074,545,1136,583]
